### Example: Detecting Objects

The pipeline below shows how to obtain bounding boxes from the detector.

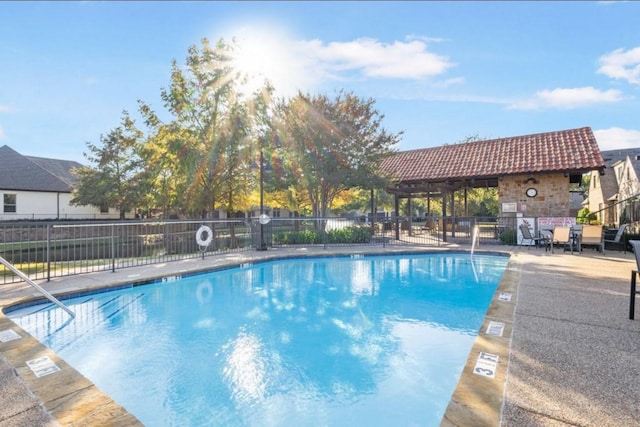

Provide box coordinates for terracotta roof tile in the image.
[381,127,605,183]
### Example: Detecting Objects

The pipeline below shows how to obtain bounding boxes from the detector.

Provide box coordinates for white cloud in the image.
[0,105,13,113]
[433,77,466,89]
[508,86,623,110]
[597,47,640,85]
[227,25,455,99]
[406,34,448,44]
[594,127,640,150]
[307,37,454,80]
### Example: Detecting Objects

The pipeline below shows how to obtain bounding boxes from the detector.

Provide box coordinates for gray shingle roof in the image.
[601,148,640,175]
[0,145,83,192]
[598,148,640,201]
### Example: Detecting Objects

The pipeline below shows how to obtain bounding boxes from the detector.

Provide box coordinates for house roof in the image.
[0,145,83,193]
[601,147,640,176]
[597,148,640,201]
[380,127,606,194]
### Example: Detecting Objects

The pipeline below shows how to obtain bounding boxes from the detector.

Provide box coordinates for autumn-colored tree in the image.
[139,38,262,219]
[274,91,400,220]
[71,112,146,219]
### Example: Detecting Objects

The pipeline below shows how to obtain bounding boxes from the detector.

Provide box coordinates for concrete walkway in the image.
[1,244,638,426]
[501,248,640,426]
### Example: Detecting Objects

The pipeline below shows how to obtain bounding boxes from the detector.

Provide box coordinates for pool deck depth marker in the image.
[0,328,21,343]
[441,255,518,427]
[473,352,499,379]
[26,356,61,378]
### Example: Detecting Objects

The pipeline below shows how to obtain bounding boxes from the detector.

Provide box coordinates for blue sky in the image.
[2,1,639,164]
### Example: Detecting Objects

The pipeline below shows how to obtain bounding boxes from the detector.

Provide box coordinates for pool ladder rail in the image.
[0,255,75,318]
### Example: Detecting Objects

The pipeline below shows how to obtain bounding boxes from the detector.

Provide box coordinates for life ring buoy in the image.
[195,225,213,247]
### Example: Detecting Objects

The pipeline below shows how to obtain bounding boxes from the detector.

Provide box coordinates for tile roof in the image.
[0,145,83,192]
[380,127,606,184]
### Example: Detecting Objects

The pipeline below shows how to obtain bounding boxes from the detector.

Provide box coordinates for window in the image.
[100,204,109,213]
[3,194,16,213]
[272,209,281,218]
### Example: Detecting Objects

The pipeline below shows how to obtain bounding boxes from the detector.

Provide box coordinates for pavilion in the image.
[379,127,606,241]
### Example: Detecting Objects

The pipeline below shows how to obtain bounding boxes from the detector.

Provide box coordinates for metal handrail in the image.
[0,255,75,318]
[586,192,640,227]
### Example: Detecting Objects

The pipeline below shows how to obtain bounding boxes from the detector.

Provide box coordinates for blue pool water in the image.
[8,253,508,427]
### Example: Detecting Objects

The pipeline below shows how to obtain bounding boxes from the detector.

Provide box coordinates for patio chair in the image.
[519,224,547,248]
[580,224,604,254]
[540,229,553,252]
[604,224,628,253]
[551,226,574,254]
[629,240,640,319]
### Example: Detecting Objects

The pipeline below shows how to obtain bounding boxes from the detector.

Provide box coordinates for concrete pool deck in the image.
[1,244,639,426]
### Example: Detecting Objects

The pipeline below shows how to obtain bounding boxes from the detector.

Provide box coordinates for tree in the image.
[139,37,259,219]
[71,112,145,219]
[136,121,185,218]
[275,91,401,220]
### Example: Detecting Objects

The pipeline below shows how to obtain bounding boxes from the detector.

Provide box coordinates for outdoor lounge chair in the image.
[539,229,553,252]
[629,240,640,319]
[580,224,604,254]
[519,224,547,248]
[551,226,574,254]
[604,224,628,253]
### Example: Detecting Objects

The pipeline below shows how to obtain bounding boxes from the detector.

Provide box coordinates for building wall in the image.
[0,190,125,221]
[586,170,607,219]
[618,157,640,201]
[498,172,570,217]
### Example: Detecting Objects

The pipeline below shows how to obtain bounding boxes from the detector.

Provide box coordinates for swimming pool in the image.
[8,252,508,426]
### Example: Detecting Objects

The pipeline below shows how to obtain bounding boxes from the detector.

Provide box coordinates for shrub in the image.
[274,230,321,245]
[274,226,371,245]
[577,207,598,225]
[327,226,372,244]
[499,229,517,245]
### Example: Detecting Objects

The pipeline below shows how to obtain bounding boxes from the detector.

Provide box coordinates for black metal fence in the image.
[0,217,440,284]
[1,214,633,285]
[590,193,640,230]
[0,219,254,285]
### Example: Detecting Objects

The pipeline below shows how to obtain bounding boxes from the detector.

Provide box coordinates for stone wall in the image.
[498,172,570,217]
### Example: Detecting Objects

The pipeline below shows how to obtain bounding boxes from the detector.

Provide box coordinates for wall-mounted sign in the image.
[502,202,517,213]
[538,217,576,228]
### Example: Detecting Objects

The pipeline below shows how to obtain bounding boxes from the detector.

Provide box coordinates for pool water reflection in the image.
[9,253,508,427]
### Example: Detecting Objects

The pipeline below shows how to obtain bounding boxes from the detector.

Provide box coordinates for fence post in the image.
[46,224,51,282]
[111,224,116,273]
[323,218,328,249]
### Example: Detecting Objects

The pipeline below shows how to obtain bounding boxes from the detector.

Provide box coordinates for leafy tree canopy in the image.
[71,112,146,219]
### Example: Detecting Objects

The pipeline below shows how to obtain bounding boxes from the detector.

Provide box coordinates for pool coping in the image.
[0,247,515,426]
[441,255,519,426]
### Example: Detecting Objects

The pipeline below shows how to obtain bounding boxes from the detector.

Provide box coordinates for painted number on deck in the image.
[473,352,499,379]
